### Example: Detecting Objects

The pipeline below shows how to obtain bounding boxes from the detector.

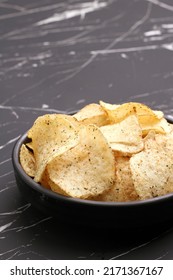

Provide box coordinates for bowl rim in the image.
[12,115,173,208]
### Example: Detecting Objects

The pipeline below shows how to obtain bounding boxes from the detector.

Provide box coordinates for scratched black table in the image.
[1,0,173,260]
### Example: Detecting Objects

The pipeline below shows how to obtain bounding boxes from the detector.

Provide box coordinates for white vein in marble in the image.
[36,1,108,25]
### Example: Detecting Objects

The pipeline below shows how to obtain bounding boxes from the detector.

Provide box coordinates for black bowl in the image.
[12,116,173,229]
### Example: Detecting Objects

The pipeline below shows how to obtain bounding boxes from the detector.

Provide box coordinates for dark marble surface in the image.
[1,0,173,260]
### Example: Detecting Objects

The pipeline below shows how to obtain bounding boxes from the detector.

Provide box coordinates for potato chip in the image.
[100,115,144,155]
[20,144,35,177]
[94,156,138,202]
[130,134,173,200]
[141,117,172,136]
[19,100,173,202]
[73,103,109,126]
[155,131,173,151]
[99,100,120,111]
[26,142,34,151]
[27,114,80,182]
[47,124,116,199]
[154,110,164,119]
[46,175,69,196]
[100,101,163,126]
[39,167,51,189]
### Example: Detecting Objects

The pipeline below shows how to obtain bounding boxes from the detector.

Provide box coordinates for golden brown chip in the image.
[20,144,35,177]
[99,100,120,111]
[39,167,51,189]
[100,101,163,126]
[73,103,109,126]
[27,114,80,182]
[47,124,116,199]
[130,134,173,200]
[100,115,144,155]
[94,156,138,202]
[142,117,171,136]
[20,101,173,202]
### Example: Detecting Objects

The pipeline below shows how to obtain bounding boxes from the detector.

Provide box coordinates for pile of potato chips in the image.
[20,101,173,201]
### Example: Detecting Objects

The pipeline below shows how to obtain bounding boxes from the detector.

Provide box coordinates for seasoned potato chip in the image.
[19,100,173,202]
[155,131,173,151]
[47,125,116,199]
[20,144,35,177]
[100,115,144,155]
[27,114,80,182]
[94,156,138,202]
[130,134,173,200]
[73,103,108,126]
[100,101,163,126]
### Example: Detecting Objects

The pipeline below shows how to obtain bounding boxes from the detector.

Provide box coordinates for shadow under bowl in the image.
[12,115,173,230]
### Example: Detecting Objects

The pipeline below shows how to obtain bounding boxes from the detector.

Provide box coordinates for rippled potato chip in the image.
[47,125,116,199]
[73,103,109,127]
[100,115,143,155]
[27,114,80,182]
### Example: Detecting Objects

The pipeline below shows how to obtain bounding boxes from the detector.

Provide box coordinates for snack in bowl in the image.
[19,101,173,202]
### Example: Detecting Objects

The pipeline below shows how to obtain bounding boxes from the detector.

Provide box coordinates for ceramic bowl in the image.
[12,116,173,229]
